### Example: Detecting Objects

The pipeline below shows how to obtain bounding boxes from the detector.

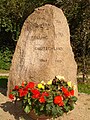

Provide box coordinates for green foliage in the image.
[63,0,90,80]
[0,69,9,73]
[0,0,90,76]
[0,47,13,70]
[9,76,77,118]
[24,105,31,113]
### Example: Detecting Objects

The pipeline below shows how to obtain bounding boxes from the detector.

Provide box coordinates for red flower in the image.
[58,101,64,106]
[62,87,68,93]
[9,94,14,100]
[31,89,40,99]
[14,85,19,90]
[62,87,74,97]
[70,90,74,96]
[54,96,64,106]
[42,92,49,97]
[19,88,28,97]
[21,81,25,87]
[39,96,46,103]
[62,87,70,97]
[65,91,71,97]
[26,82,35,89]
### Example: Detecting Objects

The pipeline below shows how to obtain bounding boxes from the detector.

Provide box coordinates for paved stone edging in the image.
[0,73,9,76]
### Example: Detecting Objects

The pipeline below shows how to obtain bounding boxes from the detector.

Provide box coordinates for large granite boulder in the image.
[7,4,78,96]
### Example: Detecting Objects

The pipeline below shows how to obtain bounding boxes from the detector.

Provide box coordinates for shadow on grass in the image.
[0,76,8,96]
[0,101,32,120]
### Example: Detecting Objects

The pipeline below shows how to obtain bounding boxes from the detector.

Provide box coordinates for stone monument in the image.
[7,4,78,96]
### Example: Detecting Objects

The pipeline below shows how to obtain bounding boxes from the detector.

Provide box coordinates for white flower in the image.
[41,81,46,85]
[73,85,77,90]
[56,75,65,80]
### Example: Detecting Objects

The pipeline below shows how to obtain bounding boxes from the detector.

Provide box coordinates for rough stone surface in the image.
[7,4,78,96]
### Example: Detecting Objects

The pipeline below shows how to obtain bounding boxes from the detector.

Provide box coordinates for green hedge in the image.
[0,48,12,70]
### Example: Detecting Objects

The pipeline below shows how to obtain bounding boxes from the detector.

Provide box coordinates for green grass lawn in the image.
[77,77,90,94]
[0,69,9,73]
[78,83,90,94]
[0,76,90,94]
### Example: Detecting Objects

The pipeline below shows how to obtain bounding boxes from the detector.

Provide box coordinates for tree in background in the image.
[63,0,90,81]
[0,0,90,81]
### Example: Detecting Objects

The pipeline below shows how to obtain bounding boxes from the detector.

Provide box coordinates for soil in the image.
[0,89,90,120]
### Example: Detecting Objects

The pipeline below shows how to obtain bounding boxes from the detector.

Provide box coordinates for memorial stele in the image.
[7,4,78,96]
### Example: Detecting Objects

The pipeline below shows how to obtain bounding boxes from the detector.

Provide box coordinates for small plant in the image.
[9,76,77,119]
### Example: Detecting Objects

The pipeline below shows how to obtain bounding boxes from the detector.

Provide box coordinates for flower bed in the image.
[9,76,77,119]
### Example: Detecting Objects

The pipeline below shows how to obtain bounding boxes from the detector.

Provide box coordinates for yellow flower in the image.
[38,83,44,89]
[56,75,65,80]
[67,81,72,87]
[47,80,52,85]
[41,81,46,85]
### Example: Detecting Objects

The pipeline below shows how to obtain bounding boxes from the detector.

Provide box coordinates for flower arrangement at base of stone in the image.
[9,76,77,119]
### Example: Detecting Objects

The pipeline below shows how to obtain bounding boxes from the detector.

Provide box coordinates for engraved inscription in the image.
[35,46,63,63]
[55,19,61,24]
[39,59,62,63]
[58,32,63,37]
[31,35,48,40]
[35,47,63,51]
[55,60,62,63]
[40,59,47,62]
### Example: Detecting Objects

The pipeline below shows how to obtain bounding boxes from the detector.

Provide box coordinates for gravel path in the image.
[0,91,90,120]
[0,73,9,76]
